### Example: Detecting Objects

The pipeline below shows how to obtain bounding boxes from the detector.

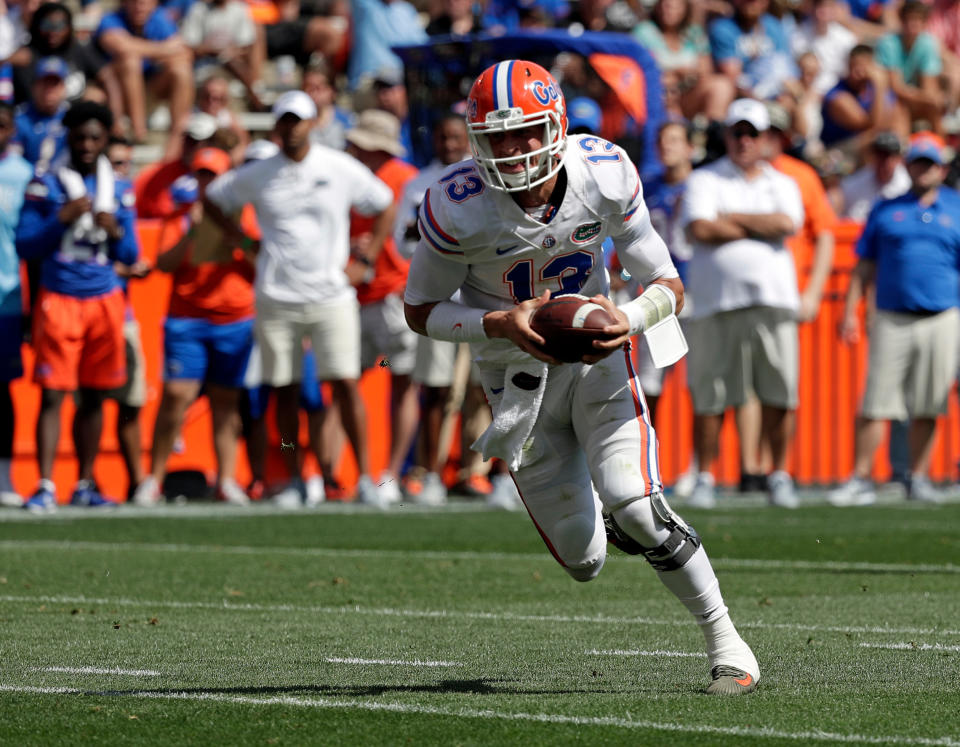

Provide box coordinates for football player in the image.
[403,60,760,694]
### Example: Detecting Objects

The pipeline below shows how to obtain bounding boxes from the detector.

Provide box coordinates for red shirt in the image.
[134,159,190,220]
[352,158,418,305]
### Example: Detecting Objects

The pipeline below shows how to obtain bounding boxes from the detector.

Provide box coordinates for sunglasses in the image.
[110,159,131,167]
[730,125,760,139]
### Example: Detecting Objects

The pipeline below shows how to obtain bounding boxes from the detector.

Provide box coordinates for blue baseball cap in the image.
[905,133,945,165]
[567,97,602,134]
[34,56,68,81]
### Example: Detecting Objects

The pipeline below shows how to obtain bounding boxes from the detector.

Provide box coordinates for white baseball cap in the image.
[725,98,770,132]
[272,90,318,121]
[185,112,218,141]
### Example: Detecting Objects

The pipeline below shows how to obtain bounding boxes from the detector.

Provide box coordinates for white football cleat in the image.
[487,473,523,510]
[767,470,799,508]
[377,472,403,505]
[411,472,447,506]
[355,475,387,507]
[216,478,250,506]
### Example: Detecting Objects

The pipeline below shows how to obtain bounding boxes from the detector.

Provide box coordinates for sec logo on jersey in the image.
[541,236,557,249]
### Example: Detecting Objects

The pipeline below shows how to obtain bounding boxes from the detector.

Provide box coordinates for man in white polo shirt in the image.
[206,90,396,506]
[681,98,804,510]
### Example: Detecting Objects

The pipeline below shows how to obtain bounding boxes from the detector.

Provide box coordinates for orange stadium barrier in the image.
[9,219,960,502]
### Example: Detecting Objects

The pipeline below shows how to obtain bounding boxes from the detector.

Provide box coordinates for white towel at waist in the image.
[472,360,548,472]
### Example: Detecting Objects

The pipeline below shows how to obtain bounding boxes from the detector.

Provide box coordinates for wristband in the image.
[424,301,489,343]
[621,283,676,336]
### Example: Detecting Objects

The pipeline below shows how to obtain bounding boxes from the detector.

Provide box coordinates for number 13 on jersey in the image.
[503,249,595,303]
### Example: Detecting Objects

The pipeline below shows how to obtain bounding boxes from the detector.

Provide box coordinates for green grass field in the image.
[1,494,958,746]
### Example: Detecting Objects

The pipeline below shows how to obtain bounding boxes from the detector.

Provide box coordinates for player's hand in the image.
[582,294,630,364]
[58,197,91,224]
[95,211,122,239]
[128,260,153,279]
[483,289,562,364]
[838,314,859,344]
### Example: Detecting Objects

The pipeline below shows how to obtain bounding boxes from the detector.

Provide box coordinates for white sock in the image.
[655,545,759,679]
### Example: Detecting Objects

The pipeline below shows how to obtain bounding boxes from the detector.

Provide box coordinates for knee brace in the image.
[608,493,701,572]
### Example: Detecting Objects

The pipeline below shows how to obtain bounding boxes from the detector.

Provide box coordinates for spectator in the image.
[180,0,264,110]
[792,0,857,97]
[633,0,734,122]
[347,0,427,91]
[820,43,901,148]
[205,90,396,505]
[262,0,348,69]
[133,147,255,506]
[195,74,248,160]
[835,0,897,42]
[15,101,139,511]
[370,68,416,164]
[134,110,216,219]
[0,101,34,507]
[876,0,945,133]
[792,50,825,152]
[709,0,798,101]
[767,103,836,323]
[94,0,194,150]
[830,133,960,506]
[104,133,152,499]
[302,55,353,150]
[927,0,960,113]
[425,0,482,36]
[10,1,122,126]
[840,130,910,221]
[681,99,804,509]
[337,109,419,503]
[13,57,68,169]
[393,113,501,506]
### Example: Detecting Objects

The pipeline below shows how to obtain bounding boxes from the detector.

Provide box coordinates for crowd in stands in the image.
[1,0,959,510]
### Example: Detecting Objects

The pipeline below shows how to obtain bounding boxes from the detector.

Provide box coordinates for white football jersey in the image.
[405,134,675,363]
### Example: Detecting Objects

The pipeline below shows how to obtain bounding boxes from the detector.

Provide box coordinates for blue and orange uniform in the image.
[16,169,138,392]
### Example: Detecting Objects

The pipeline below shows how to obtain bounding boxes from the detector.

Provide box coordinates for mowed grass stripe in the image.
[3,594,959,637]
[0,684,957,746]
[34,666,162,676]
[1,539,957,575]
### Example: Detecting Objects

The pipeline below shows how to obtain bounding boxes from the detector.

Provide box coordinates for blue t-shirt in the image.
[15,169,139,298]
[857,188,960,312]
[643,174,690,282]
[95,8,178,72]
[709,14,797,98]
[13,102,68,167]
[347,0,428,90]
[0,151,34,316]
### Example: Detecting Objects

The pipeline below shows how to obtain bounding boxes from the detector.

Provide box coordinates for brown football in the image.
[530,294,618,363]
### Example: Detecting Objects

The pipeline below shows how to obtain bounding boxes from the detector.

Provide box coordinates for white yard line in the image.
[858,643,960,653]
[1,539,957,575]
[34,666,161,677]
[3,593,959,638]
[324,657,459,667]
[0,684,957,746]
[586,649,706,658]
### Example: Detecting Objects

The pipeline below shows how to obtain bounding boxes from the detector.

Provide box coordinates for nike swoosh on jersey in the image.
[495,244,520,255]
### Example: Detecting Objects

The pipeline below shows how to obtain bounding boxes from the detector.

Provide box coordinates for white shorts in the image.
[413,336,457,387]
[476,344,661,569]
[255,295,360,386]
[685,306,798,414]
[110,318,147,408]
[360,293,417,374]
[861,308,960,419]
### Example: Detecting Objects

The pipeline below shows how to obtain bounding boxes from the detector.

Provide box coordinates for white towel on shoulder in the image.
[472,360,549,472]
[56,155,116,259]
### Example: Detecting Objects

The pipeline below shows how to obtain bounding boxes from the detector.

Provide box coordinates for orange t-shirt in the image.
[352,157,419,305]
[771,153,837,288]
[158,206,258,324]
